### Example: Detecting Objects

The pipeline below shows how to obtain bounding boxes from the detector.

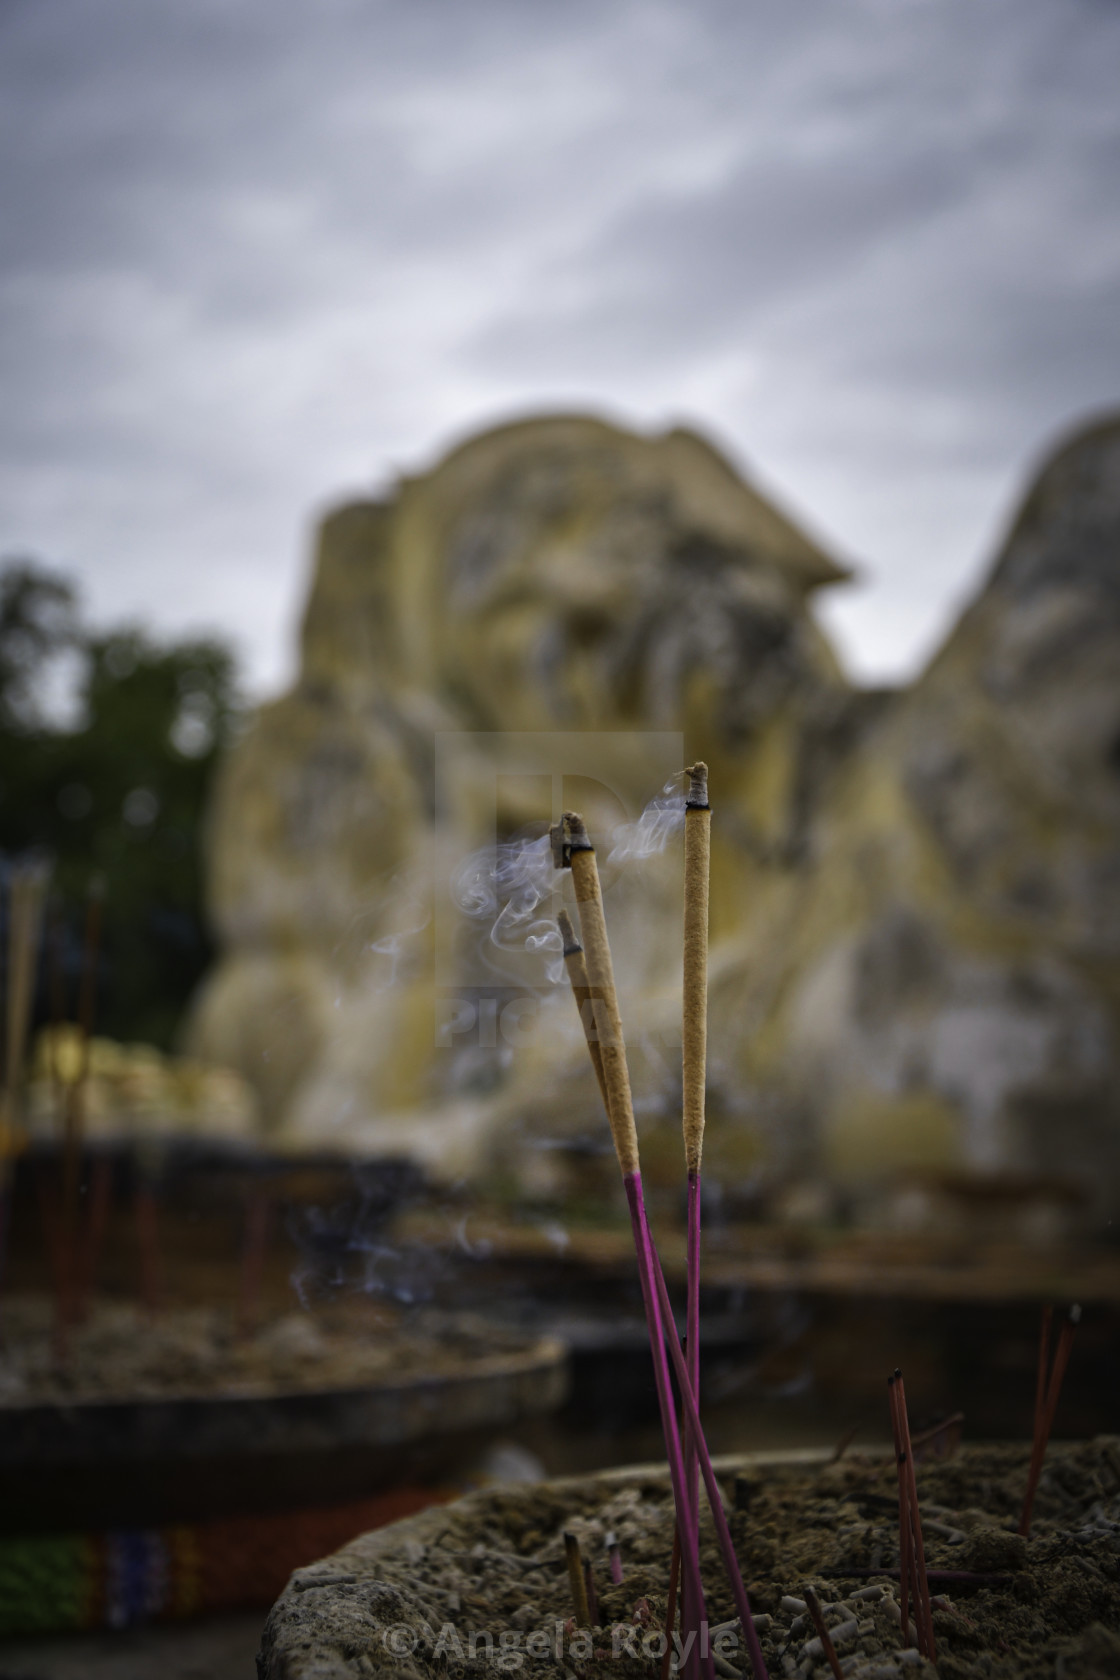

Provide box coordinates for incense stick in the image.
[893,1369,936,1661]
[605,1531,623,1586]
[583,1559,601,1626]
[564,1532,591,1625]
[682,762,711,1546]
[649,1253,770,1680]
[563,813,710,1674]
[803,1586,845,1680]
[563,815,641,1179]
[887,1376,914,1649]
[555,907,610,1118]
[1019,1304,1080,1537]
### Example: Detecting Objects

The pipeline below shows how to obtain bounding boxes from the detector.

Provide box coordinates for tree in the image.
[0,559,240,1048]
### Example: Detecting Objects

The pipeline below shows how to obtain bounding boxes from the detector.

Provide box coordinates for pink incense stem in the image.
[624,1171,710,1680]
[606,1535,623,1586]
[651,1250,771,1680]
[686,1167,702,1530]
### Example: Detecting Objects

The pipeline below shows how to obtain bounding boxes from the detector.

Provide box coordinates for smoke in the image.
[452,830,564,985]
[607,776,687,862]
[332,874,432,991]
[366,897,432,990]
[449,774,688,986]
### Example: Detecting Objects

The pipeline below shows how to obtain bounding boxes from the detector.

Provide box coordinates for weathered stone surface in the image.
[188,412,1120,1219]
[188,415,851,1166]
[699,415,1120,1217]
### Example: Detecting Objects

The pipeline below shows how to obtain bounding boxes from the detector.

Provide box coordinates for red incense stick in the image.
[894,1369,935,1661]
[1019,1304,1080,1537]
[887,1376,913,1647]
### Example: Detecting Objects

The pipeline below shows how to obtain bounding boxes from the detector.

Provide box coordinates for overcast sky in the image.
[2,0,1118,697]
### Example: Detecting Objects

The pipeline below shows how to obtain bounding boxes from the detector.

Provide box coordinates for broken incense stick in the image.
[563,1531,591,1625]
[605,1531,623,1586]
[682,762,711,1547]
[803,1586,845,1680]
[583,1559,600,1626]
[894,1369,936,1662]
[1019,1303,1081,1537]
[887,1377,914,1649]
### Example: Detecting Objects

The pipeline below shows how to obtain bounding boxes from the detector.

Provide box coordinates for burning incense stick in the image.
[561,812,710,1672]
[1019,1303,1081,1537]
[682,763,711,1540]
[563,815,640,1179]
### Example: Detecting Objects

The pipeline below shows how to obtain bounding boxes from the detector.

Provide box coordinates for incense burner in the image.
[258,1441,1120,1680]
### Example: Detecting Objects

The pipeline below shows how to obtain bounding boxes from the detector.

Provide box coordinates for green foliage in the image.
[0,559,241,1048]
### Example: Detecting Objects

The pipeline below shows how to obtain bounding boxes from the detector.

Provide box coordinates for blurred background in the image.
[1,2,1119,1674]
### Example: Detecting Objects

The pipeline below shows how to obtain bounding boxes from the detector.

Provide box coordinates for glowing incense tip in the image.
[685,761,709,809]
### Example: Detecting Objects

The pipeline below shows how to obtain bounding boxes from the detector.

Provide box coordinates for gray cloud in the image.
[0,0,1117,690]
